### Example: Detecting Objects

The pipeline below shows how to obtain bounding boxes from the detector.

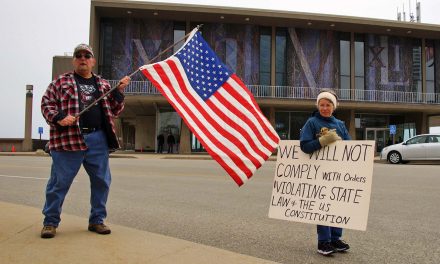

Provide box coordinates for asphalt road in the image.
[0,156,439,264]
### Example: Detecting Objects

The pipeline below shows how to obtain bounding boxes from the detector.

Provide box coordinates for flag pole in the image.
[76,24,203,117]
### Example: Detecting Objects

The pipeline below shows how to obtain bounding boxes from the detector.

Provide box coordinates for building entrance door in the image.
[365,128,389,155]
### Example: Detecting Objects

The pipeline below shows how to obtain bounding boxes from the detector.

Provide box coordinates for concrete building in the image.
[55,0,440,155]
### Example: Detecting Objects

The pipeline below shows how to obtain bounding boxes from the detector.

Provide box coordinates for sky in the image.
[1,0,439,139]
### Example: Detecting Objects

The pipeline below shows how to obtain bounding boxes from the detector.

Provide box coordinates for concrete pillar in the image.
[22,85,33,152]
[268,107,276,128]
[405,112,425,135]
[429,115,440,127]
[348,109,356,139]
[135,116,155,151]
[179,121,191,154]
[336,110,356,139]
[421,113,428,134]
[268,107,277,154]
[114,118,123,149]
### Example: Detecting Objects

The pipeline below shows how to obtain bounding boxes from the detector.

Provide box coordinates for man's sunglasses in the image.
[74,53,93,59]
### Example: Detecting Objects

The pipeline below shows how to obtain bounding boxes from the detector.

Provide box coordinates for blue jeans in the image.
[317,225,343,242]
[42,130,111,227]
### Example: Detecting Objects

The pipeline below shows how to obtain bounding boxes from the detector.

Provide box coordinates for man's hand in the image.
[117,76,131,92]
[318,130,342,147]
[57,115,76,126]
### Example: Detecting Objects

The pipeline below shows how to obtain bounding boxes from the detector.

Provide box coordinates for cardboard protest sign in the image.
[268,140,375,231]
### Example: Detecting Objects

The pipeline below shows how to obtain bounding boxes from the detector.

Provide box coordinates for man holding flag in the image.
[40,43,131,238]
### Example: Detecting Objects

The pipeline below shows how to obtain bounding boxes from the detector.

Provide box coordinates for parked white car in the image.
[380,134,440,164]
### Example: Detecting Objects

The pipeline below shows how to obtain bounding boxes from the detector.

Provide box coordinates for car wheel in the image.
[388,151,402,164]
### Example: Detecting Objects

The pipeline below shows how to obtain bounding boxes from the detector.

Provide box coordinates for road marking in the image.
[0,174,78,183]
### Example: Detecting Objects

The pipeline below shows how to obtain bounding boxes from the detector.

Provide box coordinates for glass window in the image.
[354,113,389,140]
[339,40,350,75]
[407,136,427,145]
[275,112,289,140]
[260,27,271,85]
[426,40,435,95]
[173,23,186,53]
[355,43,365,76]
[429,136,440,143]
[354,34,365,91]
[290,113,310,140]
[276,28,287,86]
[275,111,311,140]
[340,41,350,76]
[191,133,205,152]
[340,40,350,89]
[403,123,416,140]
[340,76,350,98]
[339,32,351,99]
[355,77,364,91]
[99,20,113,78]
[158,109,182,153]
[225,38,238,72]
[412,39,422,93]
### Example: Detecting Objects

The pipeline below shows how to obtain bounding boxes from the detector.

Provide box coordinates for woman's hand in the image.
[318,130,341,147]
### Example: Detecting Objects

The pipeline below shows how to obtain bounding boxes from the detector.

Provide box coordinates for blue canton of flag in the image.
[175,32,231,101]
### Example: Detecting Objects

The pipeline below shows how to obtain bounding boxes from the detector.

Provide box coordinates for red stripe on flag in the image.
[204,98,269,161]
[211,91,274,153]
[224,75,279,145]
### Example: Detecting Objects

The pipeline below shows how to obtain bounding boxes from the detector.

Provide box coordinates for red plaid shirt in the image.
[41,72,125,151]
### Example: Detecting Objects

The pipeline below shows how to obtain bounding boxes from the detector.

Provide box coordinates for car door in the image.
[425,135,440,159]
[402,136,427,160]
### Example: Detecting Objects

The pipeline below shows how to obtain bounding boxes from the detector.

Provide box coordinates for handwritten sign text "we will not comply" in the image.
[268,140,375,231]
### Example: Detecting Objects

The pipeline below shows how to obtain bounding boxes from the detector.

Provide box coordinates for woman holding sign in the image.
[300,89,351,256]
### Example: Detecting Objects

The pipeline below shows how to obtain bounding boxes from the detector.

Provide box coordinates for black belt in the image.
[80,127,100,134]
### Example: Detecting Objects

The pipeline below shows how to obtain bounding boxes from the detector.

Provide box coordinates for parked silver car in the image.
[380,134,440,164]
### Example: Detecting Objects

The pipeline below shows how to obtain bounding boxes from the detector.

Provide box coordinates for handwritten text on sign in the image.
[268,140,375,231]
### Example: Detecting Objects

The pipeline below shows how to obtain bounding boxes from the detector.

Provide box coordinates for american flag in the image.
[140,28,280,186]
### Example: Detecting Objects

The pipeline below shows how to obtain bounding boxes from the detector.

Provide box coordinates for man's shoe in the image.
[317,241,336,256]
[88,223,111,235]
[41,225,56,239]
[331,240,350,252]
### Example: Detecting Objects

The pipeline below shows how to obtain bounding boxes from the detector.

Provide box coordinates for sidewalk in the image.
[0,201,278,264]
